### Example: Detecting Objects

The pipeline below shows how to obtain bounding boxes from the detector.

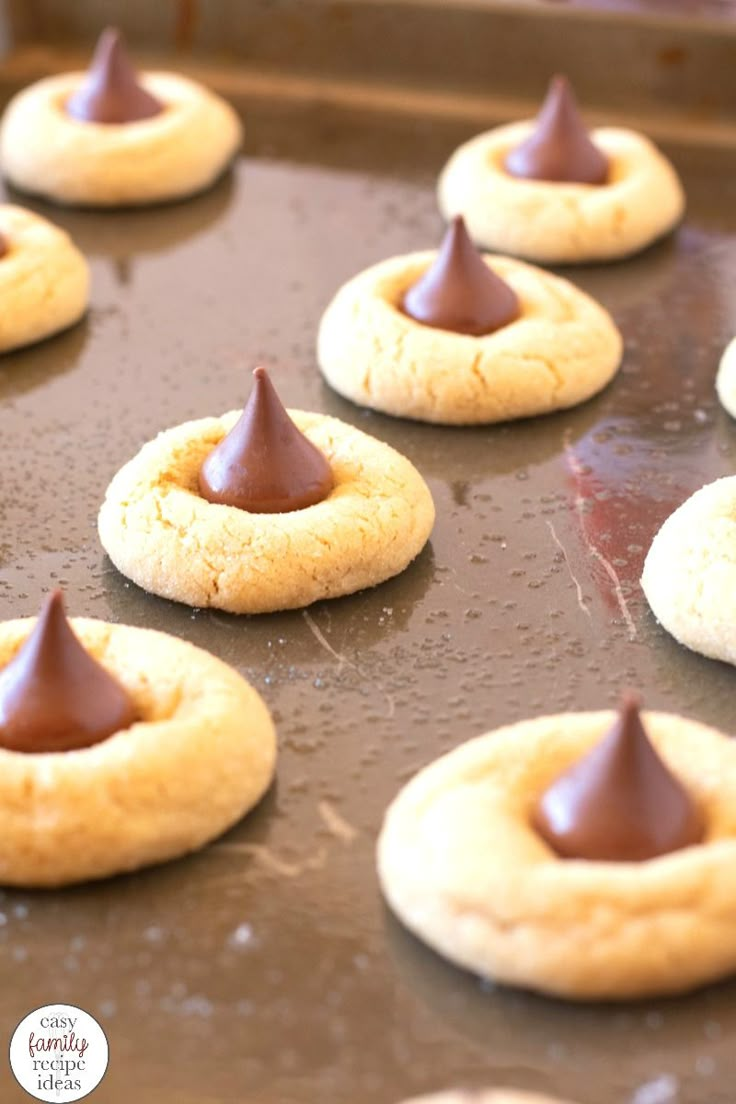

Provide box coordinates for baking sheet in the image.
[0,68,736,1104]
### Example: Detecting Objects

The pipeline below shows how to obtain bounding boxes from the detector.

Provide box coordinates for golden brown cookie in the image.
[438,123,684,264]
[378,710,736,1000]
[716,337,736,417]
[0,614,276,887]
[0,204,89,353]
[0,71,241,207]
[98,408,435,613]
[641,475,736,666]
[318,252,622,425]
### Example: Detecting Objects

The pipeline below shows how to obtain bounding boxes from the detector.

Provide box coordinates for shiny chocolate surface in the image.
[65,26,163,125]
[534,695,704,861]
[505,75,608,185]
[198,367,333,513]
[0,589,137,753]
[402,216,519,336]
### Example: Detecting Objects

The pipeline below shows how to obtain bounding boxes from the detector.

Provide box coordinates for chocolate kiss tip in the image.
[47,588,64,611]
[532,695,704,863]
[402,215,519,337]
[198,367,334,514]
[65,25,163,125]
[504,73,608,186]
[0,589,137,754]
[98,25,121,50]
[620,689,642,715]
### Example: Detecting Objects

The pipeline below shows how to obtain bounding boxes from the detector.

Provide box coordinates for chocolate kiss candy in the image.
[402,216,519,336]
[533,695,704,862]
[0,591,137,753]
[505,75,608,185]
[0,232,7,260]
[66,26,163,125]
[199,367,334,513]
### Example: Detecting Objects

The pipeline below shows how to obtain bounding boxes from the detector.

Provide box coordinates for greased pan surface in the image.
[0,82,735,1104]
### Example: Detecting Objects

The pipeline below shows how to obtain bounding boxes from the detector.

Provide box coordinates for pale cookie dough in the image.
[378,710,736,1000]
[0,204,89,353]
[715,337,736,417]
[99,409,435,613]
[402,1093,578,1104]
[438,123,684,264]
[0,72,242,206]
[0,615,275,887]
[317,252,622,424]
[641,475,736,665]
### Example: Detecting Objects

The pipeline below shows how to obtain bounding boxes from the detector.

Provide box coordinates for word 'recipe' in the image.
[27,1016,90,1094]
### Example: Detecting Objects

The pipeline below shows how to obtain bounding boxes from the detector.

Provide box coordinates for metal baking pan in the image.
[0,2,735,1102]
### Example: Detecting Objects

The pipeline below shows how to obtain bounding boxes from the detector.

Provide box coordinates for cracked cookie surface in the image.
[99,409,435,613]
[317,251,622,424]
[0,204,89,352]
[378,710,736,1000]
[0,615,276,887]
[642,475,736,665]
[438,124,684,264]
[0,72,242,206]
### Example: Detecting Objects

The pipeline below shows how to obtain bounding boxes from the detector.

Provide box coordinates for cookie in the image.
[98,405,435,614]
[317,249,622,424]
[0,204,89,353]
[378,709,736,1000]
[438,124,684,264]
[715,337,736,417]
[402,1093,578,1104]
[641,475,736,665]
[0,610,276,887]
[0,29,242,207]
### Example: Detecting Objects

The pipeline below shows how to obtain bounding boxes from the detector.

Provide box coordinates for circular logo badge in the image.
[9,1004,108,1102]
